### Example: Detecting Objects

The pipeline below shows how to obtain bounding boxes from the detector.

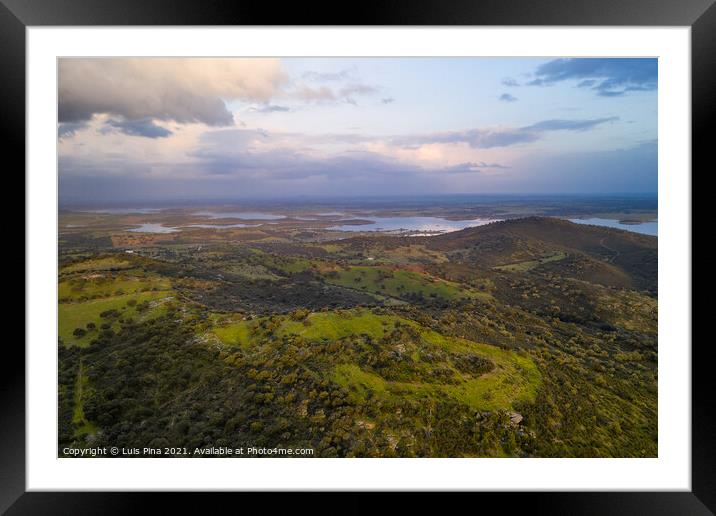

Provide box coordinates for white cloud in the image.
[59,58,287,126]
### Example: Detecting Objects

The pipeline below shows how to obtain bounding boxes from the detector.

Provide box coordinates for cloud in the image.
[527,58,657,97]
[342,85,379,106]
[443,161,510,173]
[339,84,378,97]
[394,129,538,149]
[186,129,428,181]
[290,67,378,106]
[58,115,625,202]
[58,121,653,202]
[301,69,354,82]
[294,86,337,102]
[509,140,657,193]
[521,116,619,132]
[251,104,291,113]
[499,93,518,102]
[391,117,617,149]
[381,97,395,104]
[58,58,287,127]
[58,142,656,202]
[293,82,379,105]
[102,118,173,138]
[58,122,88,139]
[577,79,597,88]
[501,77,520,87]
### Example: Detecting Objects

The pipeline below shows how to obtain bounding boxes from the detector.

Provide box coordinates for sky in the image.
[58,57,657,203]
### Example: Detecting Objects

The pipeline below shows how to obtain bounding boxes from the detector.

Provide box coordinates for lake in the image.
[568,218,657,236]
[183,223,258,229]
[127,223,180,233]
[329,216,497,233]
[82,208,163,214]
[194,211,285,220]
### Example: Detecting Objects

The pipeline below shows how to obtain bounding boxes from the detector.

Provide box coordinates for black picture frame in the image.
[5,0,708,512]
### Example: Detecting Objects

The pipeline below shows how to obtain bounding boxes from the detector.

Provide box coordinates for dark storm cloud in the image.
[102,118,173,139]
[527,58,657,97]
[499,93,518,102]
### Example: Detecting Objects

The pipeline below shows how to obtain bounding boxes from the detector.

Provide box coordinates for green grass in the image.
[209,308,541,411]
[213,320,254,348]
[332,364,388,398]
[72,360,99,437]
[279,310,398,341]
[259,255,315,275]
[211,310,398,347]
[59,290,173,347]
[61,256,133,274]
[330,340,540,411]
[59,258,175,347]
[493,251,568,272]
[325,266,487,302]
[59,271,171,301]
[221,263,282,281]
[365,245,449,265]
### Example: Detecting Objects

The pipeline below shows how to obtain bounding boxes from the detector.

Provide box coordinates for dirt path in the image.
[72,359,86,425]
[599,237,620,263]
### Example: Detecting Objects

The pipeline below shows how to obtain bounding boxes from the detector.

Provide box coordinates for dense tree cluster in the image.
[59,316,533,457]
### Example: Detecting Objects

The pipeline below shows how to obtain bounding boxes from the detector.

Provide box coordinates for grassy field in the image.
[327,322,541,410]
[211,310,398,346]
[59,290,174,346]
[279,310,398,341]
[58,257,175,347]
[59,271,171,301]
[493,251,568,272]
[212,318,254,348]
[221,263,282,281]
[72,360,98,437]
[61,256,133,274]
[324,266,488,302]
[331,341,540,412]
[210,308,540,411]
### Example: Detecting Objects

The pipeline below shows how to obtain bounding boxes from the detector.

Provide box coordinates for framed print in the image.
[5,0,710,512]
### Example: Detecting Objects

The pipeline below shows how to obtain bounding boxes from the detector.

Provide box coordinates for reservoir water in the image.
[127,223,180,233]
[194,211,285,220]
[567,218,657,236]
[183,223,258,229]
[329,216,496,233]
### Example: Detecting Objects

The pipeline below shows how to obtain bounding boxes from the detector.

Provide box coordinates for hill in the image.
[424,217,657,293]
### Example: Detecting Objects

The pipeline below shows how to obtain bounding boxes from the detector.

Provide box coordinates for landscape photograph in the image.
[57,57,658,458]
